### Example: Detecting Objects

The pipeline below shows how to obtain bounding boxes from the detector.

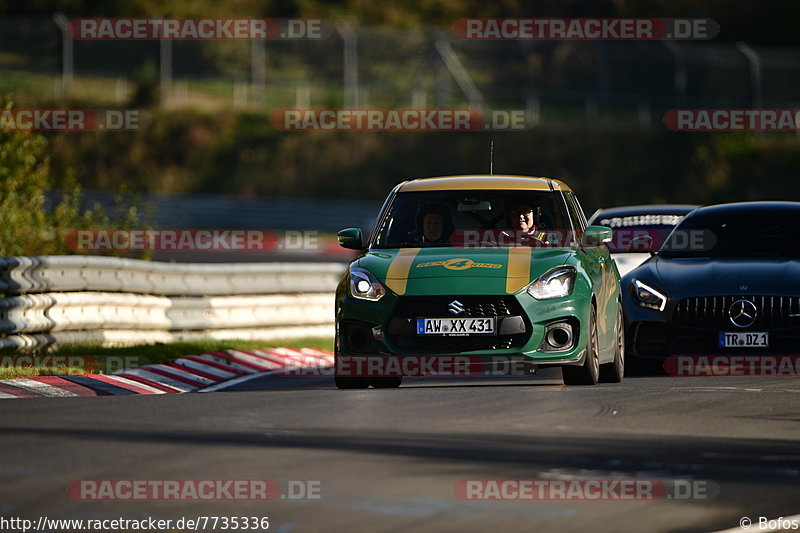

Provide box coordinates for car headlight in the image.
[631,279,667,311]
[527,266,576,300]
[349,267,387,301]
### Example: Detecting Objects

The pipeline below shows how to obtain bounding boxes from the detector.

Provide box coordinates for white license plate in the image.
[719,332,769,348]
[417,317,496,336]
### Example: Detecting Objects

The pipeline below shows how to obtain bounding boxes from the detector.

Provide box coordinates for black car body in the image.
[622,202,800,361]
[587,204,697,277]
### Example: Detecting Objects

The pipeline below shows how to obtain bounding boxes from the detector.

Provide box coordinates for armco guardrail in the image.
[0,256,343,295]
[0,256,344,349]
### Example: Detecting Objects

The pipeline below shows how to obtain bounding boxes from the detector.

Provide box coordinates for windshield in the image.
[372,190,573,249]
[660,212,800,258]
[596,212,688,253]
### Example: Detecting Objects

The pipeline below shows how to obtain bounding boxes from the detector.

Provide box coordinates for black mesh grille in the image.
[389,296,527,352]
[671,295,800,330]
[392,334,525,352]
[393,296,520,318]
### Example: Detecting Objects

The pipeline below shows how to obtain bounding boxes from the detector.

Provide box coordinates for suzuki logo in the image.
[729,299,757,328]
[448,300,466,315]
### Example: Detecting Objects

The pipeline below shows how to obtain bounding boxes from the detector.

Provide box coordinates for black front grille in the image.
[672,295,800,330]
[393,334,523,352]
[389,296,527,352]
[393,296,519,318]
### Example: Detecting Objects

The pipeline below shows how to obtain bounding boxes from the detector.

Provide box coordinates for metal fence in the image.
[2,16,799,127]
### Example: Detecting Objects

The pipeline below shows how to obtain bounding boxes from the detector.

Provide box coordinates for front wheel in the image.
[334,376,370,389]
[334,349,370,389]
[563,305,600,386]
[371,377,402,388]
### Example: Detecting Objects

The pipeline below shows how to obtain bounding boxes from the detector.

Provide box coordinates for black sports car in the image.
[587,204,697,277]
[622,201,800,366]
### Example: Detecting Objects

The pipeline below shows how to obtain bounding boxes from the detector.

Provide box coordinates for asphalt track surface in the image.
[1,370,799,533]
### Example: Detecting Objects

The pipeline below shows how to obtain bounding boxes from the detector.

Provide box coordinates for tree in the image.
[0,101,149,257]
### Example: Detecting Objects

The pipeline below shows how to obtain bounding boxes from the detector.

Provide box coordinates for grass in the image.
[0,337,333,380]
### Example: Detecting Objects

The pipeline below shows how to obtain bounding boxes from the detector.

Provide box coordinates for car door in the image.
[565,191,616,354]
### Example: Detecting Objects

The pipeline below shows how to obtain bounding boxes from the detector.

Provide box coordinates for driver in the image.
[505,203,549,246]
[416,202,453,245]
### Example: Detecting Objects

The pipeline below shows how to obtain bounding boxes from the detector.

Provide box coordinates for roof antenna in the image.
[489,140,494,175]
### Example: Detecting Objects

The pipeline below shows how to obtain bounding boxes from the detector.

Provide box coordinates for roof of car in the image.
[690,201,800,216]
[398,175,571,192]
[589,204,699,221]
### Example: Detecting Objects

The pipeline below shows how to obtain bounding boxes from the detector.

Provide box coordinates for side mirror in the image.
[582,225,613,247]
[337,228,365,250]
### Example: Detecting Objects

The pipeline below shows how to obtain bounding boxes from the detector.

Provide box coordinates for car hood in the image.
[357,247,574,295]
[611,253,651,278]
[640,256,800,295]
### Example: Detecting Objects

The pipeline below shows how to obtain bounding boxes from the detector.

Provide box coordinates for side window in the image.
[563,192,585,239]
[373,191,399,247]
[569,192,589,229]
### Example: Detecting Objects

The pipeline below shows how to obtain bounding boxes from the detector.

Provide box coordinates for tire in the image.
[333,349,370,389]
[334,376,370,389]
[600,304,625,383]
[563,305,600,386]
[370,377,402,388]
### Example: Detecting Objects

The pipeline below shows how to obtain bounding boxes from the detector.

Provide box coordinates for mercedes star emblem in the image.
[448,300,466,315]
[728,299,757,328]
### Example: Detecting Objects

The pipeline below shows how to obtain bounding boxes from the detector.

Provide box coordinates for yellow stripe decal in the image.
[506,246,532,294]
[385,248,421,295]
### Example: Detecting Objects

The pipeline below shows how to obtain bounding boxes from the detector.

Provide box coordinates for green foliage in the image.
[128,60,160,109]
[1,0,798,45]
[45,110,800,212]
[0,101,151,257]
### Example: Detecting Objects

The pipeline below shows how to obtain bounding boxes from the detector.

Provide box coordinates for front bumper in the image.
[623,290,800,359]
[335,288,592,366]
[629,320,800,358]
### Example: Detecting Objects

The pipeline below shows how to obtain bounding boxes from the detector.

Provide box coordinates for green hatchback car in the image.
[334,175,624,388]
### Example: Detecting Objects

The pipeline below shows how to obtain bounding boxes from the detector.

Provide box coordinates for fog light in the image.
[546,326,572,348]
[540,321,575,352]
[346,326,371,352]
